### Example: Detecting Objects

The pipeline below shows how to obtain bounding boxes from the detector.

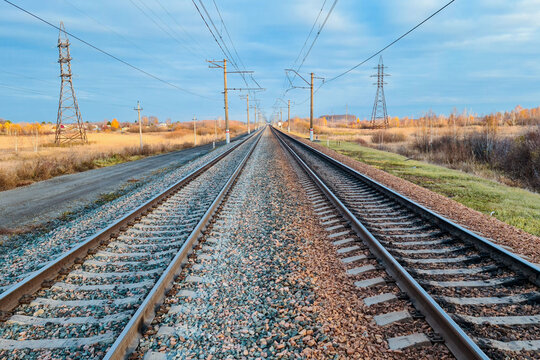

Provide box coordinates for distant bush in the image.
[353,137,368,146]
[370,130,407,144]
[414,128,540,191]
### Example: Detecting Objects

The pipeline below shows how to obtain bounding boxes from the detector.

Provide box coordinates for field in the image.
[310,138,540,237]
[0,121,247,191]
[287,121,539,191]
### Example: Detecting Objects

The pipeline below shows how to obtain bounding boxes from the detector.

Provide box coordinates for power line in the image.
[197,0,239,69]
[64,0,202,81]
[128,0,202,59]
[3,0,214,100]
[291,0,328,70]
[212,0,245,71]
[296,0,338,75]
[153,0,211,59]
[326,0,456,83]
[293,0,456,106]
[191,0,230,64]
[211,0,251,88]
[279,0,337,106]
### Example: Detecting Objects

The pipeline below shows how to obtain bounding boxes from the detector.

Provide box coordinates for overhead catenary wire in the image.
[326,0,456,83]
[3,0,215,100]
[279,0,337,107]
[280,0,328,93]
[291,0,328,71]
[197,0,239,70]
[191,0,263,103]
[212,0,246,73]
[210,0,251,90]
[295,0,338,76]
[191,0,230,64]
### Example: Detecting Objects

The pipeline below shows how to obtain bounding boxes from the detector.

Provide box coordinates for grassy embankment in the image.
[321,139,540,237]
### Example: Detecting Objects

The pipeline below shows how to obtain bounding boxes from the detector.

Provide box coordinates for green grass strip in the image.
[324,140,540,237]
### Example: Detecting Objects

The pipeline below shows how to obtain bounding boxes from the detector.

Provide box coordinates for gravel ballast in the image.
[135,128,453,359]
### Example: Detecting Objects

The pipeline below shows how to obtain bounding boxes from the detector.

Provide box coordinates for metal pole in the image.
[214,118,217,149]
[287,100,291,133]
[310,72,314,141]
[223,59,230,144]
[135,101,143,151]
[246,94,250,134]
[193,116,197,146]
[255,104,258,130]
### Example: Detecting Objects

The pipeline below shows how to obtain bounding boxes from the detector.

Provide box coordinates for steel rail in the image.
[103,128,264,359]
[274,129,540,286]
[272,127,489,360]
[0,130,260,314]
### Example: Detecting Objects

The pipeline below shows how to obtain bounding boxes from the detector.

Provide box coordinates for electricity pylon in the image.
[370,56,390,129]
[55,22,87,144]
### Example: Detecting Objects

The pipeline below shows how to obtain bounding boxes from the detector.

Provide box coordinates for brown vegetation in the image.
[0,118,248,191]
[285,104,540,192]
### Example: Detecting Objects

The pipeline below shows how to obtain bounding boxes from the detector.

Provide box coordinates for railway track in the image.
[0,129,262,359]
[273,127,540,360]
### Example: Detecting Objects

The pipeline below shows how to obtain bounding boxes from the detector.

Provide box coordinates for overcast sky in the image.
[1,0,540,124]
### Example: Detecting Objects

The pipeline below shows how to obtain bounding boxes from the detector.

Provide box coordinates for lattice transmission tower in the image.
[55,22,87,144]
[370,56,390,129]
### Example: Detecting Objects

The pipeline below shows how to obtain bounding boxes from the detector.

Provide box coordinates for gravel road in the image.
[0,135,247,231]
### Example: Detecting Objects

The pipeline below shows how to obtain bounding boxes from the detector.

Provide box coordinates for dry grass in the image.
[0,127,243,191]
[291,124,538,192]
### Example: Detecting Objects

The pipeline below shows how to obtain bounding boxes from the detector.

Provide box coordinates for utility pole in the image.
[251,104,258,130]
[310,72,314,141]
[240,94,250,134]
[208,60,262,144]
[193,116,197,146]
[288,100,291,133]
[246,94,250,134]
[223,60,229,143]
[134,101,143,151]
[285,69,323,141]
[278,98,291,133]
[214,118,217,148]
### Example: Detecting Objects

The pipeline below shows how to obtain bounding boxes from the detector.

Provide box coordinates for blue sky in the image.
[1,0,539,124]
